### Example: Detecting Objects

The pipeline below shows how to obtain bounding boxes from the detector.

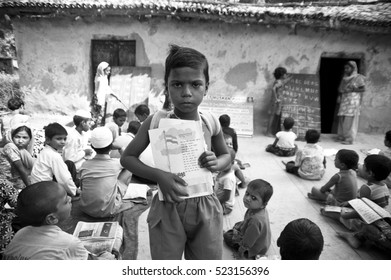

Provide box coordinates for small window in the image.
[91,40,136,75]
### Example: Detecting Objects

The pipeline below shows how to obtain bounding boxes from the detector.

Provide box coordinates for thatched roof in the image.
[1,1,390,34]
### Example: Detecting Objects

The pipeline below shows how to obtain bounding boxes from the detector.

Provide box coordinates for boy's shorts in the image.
[147,193,223,260]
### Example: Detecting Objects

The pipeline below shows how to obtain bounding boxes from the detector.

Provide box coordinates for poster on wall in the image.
[106,66,151,118]
[281,73,321,140]
[199,95,254,137]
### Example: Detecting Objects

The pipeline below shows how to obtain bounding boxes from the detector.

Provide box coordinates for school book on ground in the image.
[348,197,391,224]
[324,198,391,224]
[73,221,123,255]
[148,118,214,201]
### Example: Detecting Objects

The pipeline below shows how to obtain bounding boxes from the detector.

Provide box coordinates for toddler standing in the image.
[215,148,237,215]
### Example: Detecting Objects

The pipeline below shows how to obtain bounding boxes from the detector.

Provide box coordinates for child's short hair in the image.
[113,108,127,119]
[16,181,64,227]
[11,125,32,140]
[273,67,287,80]
[283,117,295,130]
[127,121,141,135]
[336,149,359,170]
[305,129,320,144]
[364,154,391,181]
[45,123,67,139]
[7,97,24,111]
[219,114,231,128]
[134,104,150,117]
[73,116,86,127]
[164,44,209,89]
[385,130,391,144]
[277,218,324,260]
[248,179,273,205]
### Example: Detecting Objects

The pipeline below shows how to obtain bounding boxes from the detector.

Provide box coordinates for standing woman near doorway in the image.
[93,61,114,126]
[336,61,366,145]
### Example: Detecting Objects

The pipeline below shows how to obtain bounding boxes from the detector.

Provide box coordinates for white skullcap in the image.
[90,127,113,148]
[75,109,91,119]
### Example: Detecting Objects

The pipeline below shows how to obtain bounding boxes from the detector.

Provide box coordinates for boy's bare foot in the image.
[336,231,361,249]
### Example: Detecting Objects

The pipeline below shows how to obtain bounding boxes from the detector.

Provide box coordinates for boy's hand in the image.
[198,151,219,172]
[156,171,188,203]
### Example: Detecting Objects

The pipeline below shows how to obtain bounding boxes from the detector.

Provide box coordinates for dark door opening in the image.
[319,57,362,133]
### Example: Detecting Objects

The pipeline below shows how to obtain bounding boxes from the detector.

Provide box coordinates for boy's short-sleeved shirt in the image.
[30,145,77,196]
[105,122,121,141]
[62,127,89,171]
[215,169,236,210]
[2,225,88,260]
[276,131,297,149]
[79,154,127,218]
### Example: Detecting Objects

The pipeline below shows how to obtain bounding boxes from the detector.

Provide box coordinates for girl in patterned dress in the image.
[0,179,18,257]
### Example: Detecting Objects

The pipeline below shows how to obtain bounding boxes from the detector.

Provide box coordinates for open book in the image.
[73,221,123,255]
[148,118,214,201]
[348,198,391,224]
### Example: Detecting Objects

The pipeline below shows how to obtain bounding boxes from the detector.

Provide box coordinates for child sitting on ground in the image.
[219,114,238,153]
[266,117,297,157]
[277,218,324,260]
[105,108,127,143]
[62,110,93,172]
[308,149,359,205]
[359,130,391,189]
[322,154,391,231]
[30,123,79,197]
[134,104,150,123]
[284,129,326,180]
[2,181,114,260]
[113,120,141,154]
[0,125,35,189]
[379,130,391,188]
[215,148,237,215]
[79,127,134,218]
[223,179,273,259]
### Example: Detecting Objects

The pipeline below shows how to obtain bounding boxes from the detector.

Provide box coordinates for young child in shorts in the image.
[266,117,297,157]
[215,148,237,215]
[308,149,359,205]
[120,44,231,260]
[277,218,324,260]
[223,179,273,259]
[284,129,326,180]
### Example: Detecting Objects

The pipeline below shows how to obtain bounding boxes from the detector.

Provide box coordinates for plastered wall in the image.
[13,16,391,134]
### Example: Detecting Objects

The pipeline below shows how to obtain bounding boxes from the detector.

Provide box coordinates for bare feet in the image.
[336,231,361,249]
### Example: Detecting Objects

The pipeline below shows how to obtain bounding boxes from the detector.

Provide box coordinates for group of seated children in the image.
[265,114,391,254]
[0,100,152,259]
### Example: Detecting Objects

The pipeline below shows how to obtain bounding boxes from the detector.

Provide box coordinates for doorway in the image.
[319,54,364,133]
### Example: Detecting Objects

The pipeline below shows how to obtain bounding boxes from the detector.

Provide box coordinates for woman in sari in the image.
[337,61,366,145]
[93,61,114,126]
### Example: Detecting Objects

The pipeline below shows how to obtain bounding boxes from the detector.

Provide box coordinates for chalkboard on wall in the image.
[281,74,321,140]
